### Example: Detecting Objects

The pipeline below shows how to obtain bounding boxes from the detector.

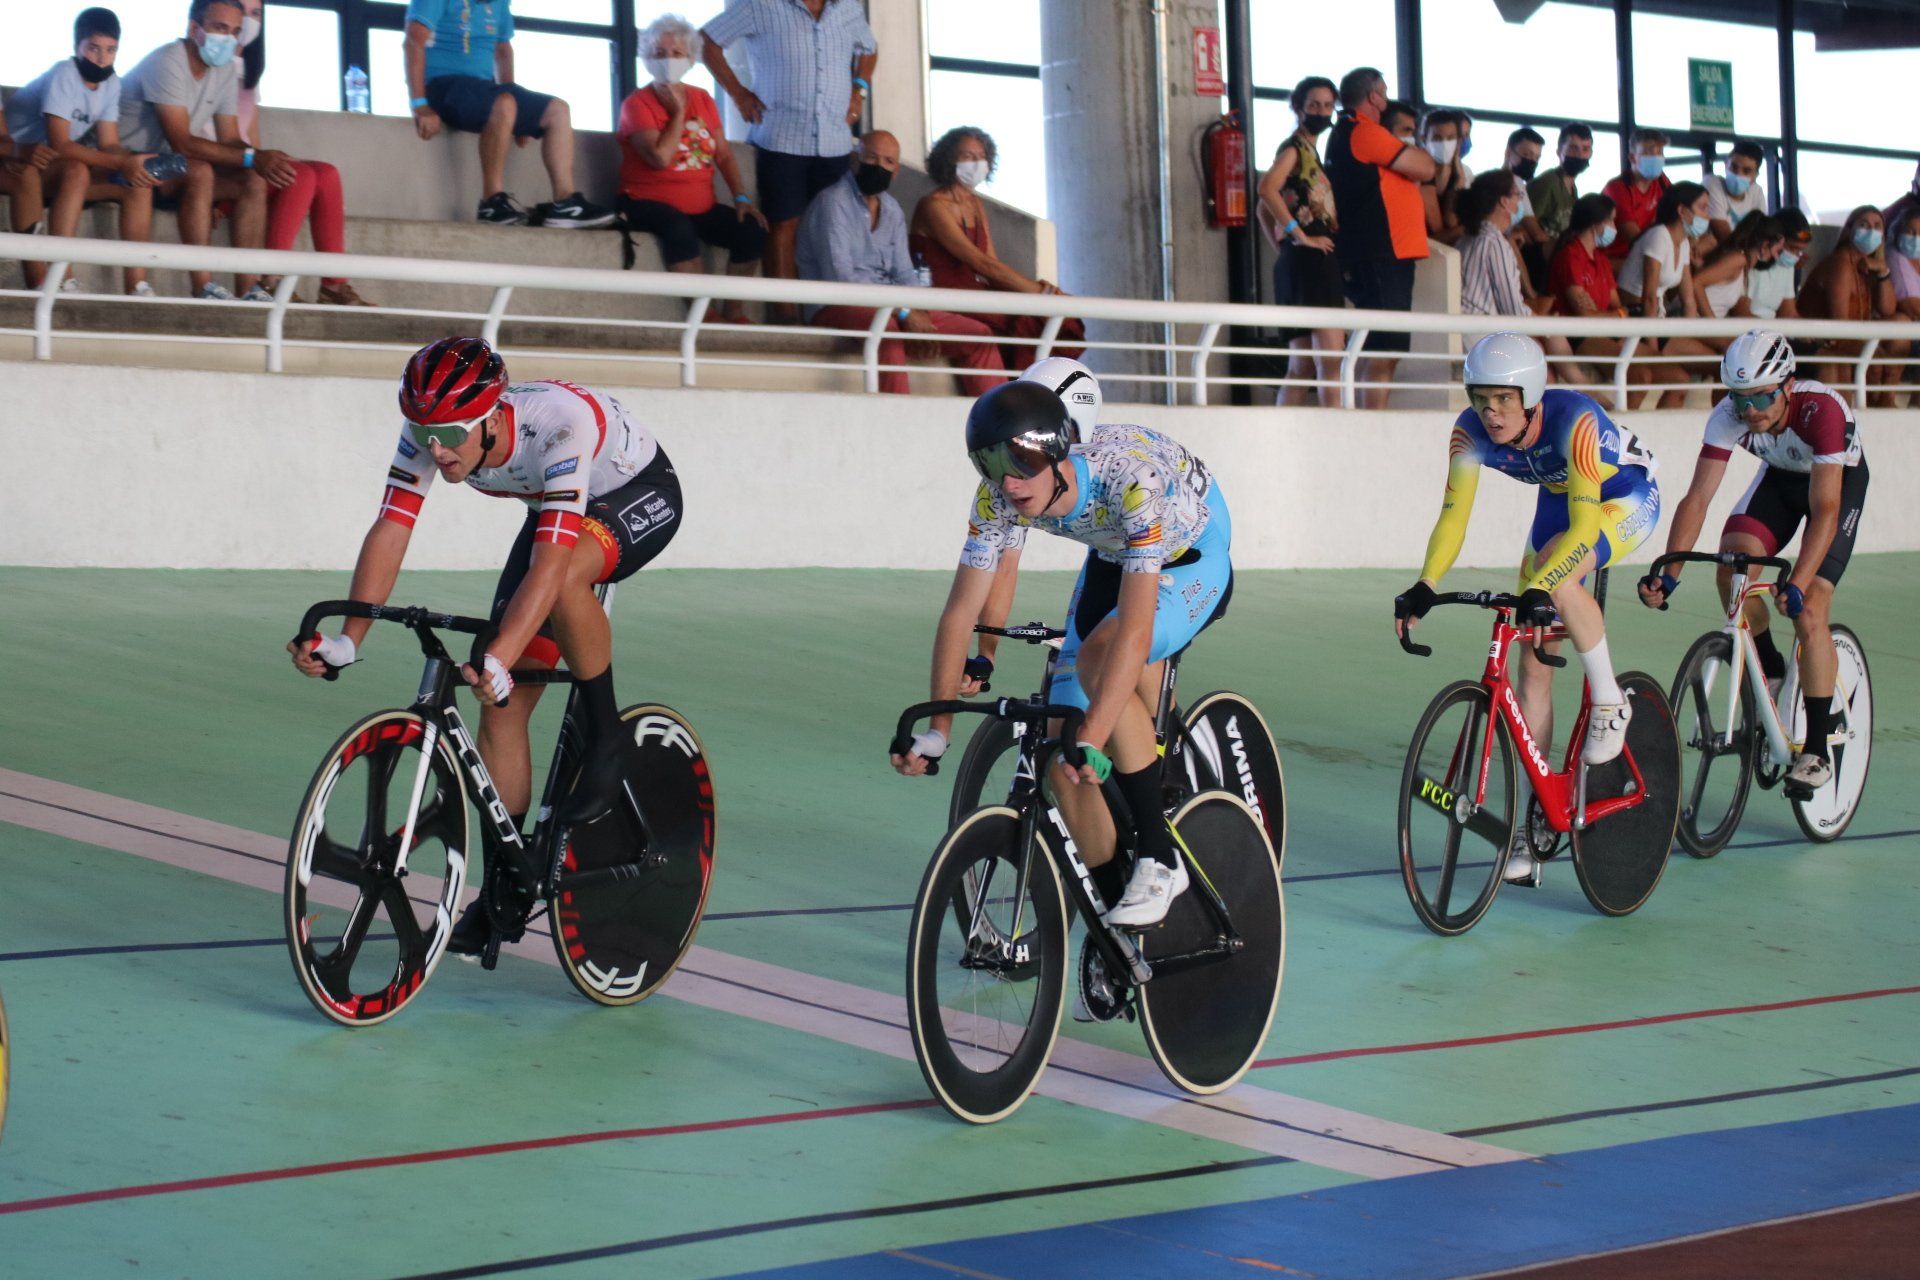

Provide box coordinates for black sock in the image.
[1802,694,1833,763]
[1114,763,1174,867]
[1090,858,1128,908]
[1753,629,1787,682]
[577,667,619,741]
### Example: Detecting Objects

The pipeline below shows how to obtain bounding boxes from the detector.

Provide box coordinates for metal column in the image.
[1777,0,1800,209]
[1614,0,1635,170]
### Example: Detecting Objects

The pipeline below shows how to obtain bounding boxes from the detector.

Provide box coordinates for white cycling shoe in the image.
[1784,752,1833,795]
[1105,857,1189,929]
[1582,699,1632,765]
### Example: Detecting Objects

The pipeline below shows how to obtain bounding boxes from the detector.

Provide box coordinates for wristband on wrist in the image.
[733,193,751,204]
[242,147,255,169]
[1076,743,1113,782]
[895,306,912,322]
[851,77,870,93]
[1281,218,1300,237]
[410,96,430,109]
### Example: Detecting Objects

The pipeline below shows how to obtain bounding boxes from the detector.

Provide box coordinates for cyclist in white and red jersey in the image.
[288,338,682,948]
[1640,329,1869,795]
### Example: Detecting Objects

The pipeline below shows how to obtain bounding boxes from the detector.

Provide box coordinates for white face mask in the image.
[240,14,262,47]
[1425,138,1457,164]
[645,55,693,84]
[955,159,990,189]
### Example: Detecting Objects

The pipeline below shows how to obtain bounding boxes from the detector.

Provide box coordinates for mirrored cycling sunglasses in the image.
[407,413,489,450]
[1730,386,1784,414]
[969,433,1062,486]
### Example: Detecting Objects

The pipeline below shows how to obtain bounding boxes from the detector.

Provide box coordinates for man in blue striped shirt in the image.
[701,0,877,319]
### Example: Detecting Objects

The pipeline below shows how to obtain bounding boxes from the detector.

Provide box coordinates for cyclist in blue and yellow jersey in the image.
[1394,332,1662,884]
[891,380,1233,930]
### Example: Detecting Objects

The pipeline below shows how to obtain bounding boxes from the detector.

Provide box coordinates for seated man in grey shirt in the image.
[797,129,1003,396]
[119,0,298,299]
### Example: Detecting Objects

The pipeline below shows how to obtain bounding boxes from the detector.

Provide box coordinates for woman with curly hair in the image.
[908,125,1084,360]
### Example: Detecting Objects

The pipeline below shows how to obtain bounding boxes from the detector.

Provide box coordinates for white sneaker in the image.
[241,283,273,302]
[1503,828,1541,886]
[128,281,156,298]
[198,281,237,301]
[1583,699,1633,765]
[58,276,79,293]
[1105,857,1189,929]
[1784,752,1833,795]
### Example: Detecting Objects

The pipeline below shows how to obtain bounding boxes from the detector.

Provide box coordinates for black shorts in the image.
[426,75,554,138]
[491,463,682,666]
[1725,460,1869,586]
[617,196,766,266]
[1339,257,1417,353]
[755,148,848,223]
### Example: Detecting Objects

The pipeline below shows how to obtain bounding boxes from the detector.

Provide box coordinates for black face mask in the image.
[1512,157,1538,182]
[1560,155,1590,178]
[1753,256,1778,270]
[854,161,893,196]
[1302,113,1332,136]
[74,55,115,84]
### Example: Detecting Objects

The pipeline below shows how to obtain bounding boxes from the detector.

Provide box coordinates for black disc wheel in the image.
[285,710,470,1027]
[1136,792,1285,1094]
[1789,626,1873,843]
[550,704,716,1006]
[1571,672,1680,916]
[1669,632,1758,858]
[907,807,1069,1124]
[1397,681,1517,936]
[1179,692,1288,854]
[947,715,1021,826]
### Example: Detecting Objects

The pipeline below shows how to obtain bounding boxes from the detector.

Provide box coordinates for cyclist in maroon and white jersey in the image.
[288,338,682,947]
[1640,329,1869,795]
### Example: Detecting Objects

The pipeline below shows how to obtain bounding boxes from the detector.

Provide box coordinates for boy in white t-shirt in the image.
[1704,139,1768,244]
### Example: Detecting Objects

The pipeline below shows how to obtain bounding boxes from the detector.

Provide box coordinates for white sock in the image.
[1576,636,1623,704]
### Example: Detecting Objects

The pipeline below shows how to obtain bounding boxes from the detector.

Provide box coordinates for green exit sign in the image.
[1690,58,1734,131]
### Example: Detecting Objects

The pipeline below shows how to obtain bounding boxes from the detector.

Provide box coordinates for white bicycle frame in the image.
[1703,570,1852,765]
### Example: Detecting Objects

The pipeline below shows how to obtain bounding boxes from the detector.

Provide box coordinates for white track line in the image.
[0,767,1530,1178]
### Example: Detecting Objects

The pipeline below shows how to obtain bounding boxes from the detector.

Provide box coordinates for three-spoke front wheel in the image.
[285,710,471,1027]
[906,806,1068,1125]
[1669,632,1758,858]
[1398,681,1517,936]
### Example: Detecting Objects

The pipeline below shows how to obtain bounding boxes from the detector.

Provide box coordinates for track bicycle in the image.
[283,592,716,1027]
[1652,551,1874,854]
[1394,577,1681,935]
[946,623,1287,851]
[892,698,1285,1124]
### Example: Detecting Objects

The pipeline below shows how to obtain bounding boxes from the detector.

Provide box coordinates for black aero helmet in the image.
[965,380,1073,486]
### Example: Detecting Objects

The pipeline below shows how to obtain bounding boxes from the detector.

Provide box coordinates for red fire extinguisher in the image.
[1202,110,1248,228]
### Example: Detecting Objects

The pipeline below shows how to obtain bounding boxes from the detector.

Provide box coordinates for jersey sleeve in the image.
[378,429,434,529]
[530,409,594,549]
[1115,467,1173,573]
[960,482,1026,571]
[1523,411,1606,594]
[1793,394,1854,465]
[1699,399,1744,461]
[1418,417,1485,585]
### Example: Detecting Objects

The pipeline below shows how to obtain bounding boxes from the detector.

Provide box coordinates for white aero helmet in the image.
[1721,329,1796,391]
[1019,356,1101,442]
[1462,332,1547,409]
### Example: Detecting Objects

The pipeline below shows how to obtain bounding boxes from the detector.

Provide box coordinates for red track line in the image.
[1254,983,1920,1070]
[0,1097,937,1217]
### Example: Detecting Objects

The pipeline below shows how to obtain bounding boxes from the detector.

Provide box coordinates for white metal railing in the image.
[2,233,1917,408]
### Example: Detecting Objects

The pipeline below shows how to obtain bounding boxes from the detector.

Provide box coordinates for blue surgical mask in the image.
[1460,134,1473,159]
[1722,173,1752,197]
[1636,154,1665,180]
[1898,234,1920,259]
[1852,226,1883,255]
[1686,215,1709,239]
[1596,223,1617,248]
[197,31,238,67]
[1777,249,1801,269]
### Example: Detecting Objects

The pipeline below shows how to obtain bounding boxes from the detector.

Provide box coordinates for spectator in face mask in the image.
[1600,127,1671,260]
[1256,74,1343,407]
[1799,205,1900,403]
[1457,169,1592,393]
[1548,192,1654,405]
[1528,122,1592,244]
[908,125,1084,362]
[1504,127,1551,284]
[616,13,767,324]
[1691,211,1778,338]
[1747,207,1809,321]
[799,129,1005,396]
[1704,139,1766,244]
[1891,206,1920,322]
[8,6,152,293]
[1619,179,1715,407]
[1417,107,1468,245]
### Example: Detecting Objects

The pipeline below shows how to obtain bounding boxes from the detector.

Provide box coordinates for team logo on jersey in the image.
[545,458,578,480]
[388,466,419,485]
[397,435,419,459]
[542,489,580,504]
[619,494,677,540]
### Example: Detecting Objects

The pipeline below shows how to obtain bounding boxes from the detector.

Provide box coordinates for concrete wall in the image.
[3,360,1914,573]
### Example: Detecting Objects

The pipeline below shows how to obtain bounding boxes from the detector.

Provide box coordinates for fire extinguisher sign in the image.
[1193,27,1224,97]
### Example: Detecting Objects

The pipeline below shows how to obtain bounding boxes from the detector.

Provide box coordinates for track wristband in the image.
[1077,743,1113,781]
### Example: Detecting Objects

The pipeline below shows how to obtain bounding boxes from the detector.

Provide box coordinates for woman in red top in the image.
[907,126,1084,361]
[617,15,766,324]
[1547,193,1660,408]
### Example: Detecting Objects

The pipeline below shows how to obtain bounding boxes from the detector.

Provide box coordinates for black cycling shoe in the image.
[559,739,632,827]
[447,900,491,957]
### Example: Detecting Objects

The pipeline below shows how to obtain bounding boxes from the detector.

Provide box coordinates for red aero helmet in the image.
[400,336,508,426]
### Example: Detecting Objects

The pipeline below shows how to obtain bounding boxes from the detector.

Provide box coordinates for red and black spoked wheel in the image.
[285,710,471,1027]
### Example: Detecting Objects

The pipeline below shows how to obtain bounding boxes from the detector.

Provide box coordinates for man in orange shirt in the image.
[1325,67,1435,408]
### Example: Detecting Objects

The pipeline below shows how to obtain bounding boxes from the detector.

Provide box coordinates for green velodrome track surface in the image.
[1,558,1917,1277]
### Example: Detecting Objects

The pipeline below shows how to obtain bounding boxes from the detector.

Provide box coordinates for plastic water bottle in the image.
[344,66,371,114]
[143,153,189,182]
[912,252,932,288]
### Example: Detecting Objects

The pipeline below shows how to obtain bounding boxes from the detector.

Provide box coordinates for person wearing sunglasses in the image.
[1394,333,1662,887]
[1639,330,1867,798]
[889,380,1232,929]
[288,336,683,949]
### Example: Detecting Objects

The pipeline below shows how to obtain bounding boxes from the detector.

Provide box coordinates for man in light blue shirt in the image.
[702,0,878,317]
[798,130,1002,396]
[401,0,613,228]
